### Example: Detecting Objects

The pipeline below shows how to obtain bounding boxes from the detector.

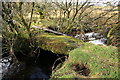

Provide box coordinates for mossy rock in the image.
[35,33,83,54]
[51,43,119,78]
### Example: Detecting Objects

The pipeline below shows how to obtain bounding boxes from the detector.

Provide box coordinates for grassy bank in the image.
[51,43,119,78]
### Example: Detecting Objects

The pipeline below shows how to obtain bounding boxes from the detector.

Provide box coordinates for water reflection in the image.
[28,67,49,80]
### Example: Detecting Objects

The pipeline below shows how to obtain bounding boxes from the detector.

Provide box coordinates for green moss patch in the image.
[35,33,83,54]
[51,43,119,78]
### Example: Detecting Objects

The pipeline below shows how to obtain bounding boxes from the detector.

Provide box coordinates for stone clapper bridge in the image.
[30,25,118,78]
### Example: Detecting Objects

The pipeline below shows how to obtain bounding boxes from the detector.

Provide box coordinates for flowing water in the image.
[1,57,49,79]
[75,32,107,45]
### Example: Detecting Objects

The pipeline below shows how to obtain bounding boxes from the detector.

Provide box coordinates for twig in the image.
[52,56,68,70]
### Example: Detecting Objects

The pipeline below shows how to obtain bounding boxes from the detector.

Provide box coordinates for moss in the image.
[0,35,1,55]
[51,43,119,78]
[35,33,83,54]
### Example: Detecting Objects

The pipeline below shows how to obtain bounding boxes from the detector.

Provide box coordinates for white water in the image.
[0,57,12,77]
[75,32,107,46]
[88,38,107,46]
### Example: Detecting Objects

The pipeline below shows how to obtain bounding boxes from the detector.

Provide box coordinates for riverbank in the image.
[1,32,119,79]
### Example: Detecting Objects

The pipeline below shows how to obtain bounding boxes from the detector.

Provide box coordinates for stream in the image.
[1,32,107,79]
[75,32,107,45]
[1,48,66,79]
[0,56,50,79]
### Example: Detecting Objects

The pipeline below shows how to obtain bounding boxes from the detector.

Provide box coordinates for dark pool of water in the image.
[27,66,49,79]
[2,63,49,80]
